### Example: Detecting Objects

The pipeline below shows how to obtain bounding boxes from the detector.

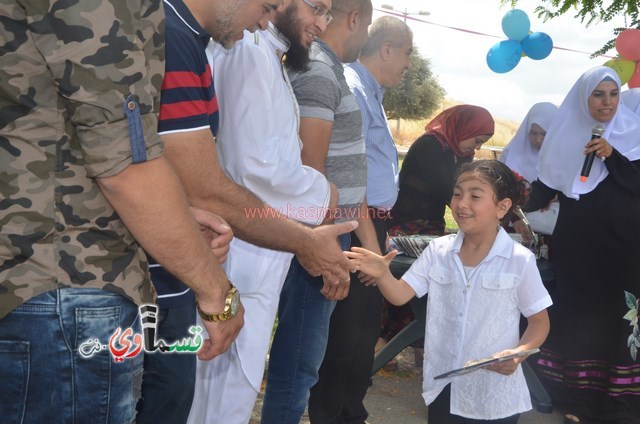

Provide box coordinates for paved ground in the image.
[251,347,565,423]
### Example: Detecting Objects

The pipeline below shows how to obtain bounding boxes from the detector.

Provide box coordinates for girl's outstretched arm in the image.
[345,247,417,306]
[486,309,550,375]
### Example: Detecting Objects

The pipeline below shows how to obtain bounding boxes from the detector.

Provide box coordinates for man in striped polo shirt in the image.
[138,0,355,423]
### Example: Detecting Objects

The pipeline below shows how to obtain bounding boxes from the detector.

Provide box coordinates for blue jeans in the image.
[261,234,351,424]
[0,288,143,424]
[137,293,196,424]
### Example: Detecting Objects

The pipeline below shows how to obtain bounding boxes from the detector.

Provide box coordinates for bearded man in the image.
[186,1,338,423]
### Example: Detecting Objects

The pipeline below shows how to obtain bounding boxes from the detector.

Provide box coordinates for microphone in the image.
[580,124,605,182]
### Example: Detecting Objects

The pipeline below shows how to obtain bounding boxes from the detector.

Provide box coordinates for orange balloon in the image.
[615,29,640,61]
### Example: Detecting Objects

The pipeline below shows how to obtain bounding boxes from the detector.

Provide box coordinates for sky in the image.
[371,0,629,121]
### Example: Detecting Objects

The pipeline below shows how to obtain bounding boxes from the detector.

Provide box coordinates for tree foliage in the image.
[382,47,445,120]
[502,0,639,56]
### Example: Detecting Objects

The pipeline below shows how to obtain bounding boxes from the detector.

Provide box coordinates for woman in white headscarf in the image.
[501,102,559,235]
[622,87,640,114]
[521,66,640,423]
[501,102,558,183]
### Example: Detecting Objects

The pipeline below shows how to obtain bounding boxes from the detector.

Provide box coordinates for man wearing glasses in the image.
[187,0,336,423]
[261,1,375,422]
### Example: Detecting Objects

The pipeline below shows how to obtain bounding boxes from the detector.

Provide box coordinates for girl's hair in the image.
[455,160,529,212]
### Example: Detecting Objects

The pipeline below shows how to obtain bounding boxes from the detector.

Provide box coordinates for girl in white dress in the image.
[347,160,552,423]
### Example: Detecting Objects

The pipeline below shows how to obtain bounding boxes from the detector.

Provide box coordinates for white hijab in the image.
[621,88,640,114]
[501,102,558,183]
[537,66,640,199]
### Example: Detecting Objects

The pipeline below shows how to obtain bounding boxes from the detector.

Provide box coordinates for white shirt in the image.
[402,228,552,420]
[209,25,330,222]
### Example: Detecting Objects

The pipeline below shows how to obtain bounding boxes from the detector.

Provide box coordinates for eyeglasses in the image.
[301,0,333,24]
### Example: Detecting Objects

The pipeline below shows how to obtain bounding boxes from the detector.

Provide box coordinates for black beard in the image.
[284,38,310,72]
[275,5,310,72]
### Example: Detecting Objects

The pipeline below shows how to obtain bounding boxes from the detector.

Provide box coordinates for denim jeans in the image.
[0,288,143,424]
[137,293,197,424]
[261,234,350,424]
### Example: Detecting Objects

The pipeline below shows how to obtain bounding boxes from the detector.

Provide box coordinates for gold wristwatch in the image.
[196,282,240,322]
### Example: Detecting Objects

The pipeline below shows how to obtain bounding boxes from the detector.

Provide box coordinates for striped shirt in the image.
[152,0,219,306]
[159,0,218,136]
[288,40,367,223]
[345,61,399,210]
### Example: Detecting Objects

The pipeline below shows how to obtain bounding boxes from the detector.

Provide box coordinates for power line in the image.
[375,7,616,59]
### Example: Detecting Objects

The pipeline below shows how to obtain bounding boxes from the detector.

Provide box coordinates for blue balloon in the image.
[501,9,530,41]
[522,32,553,60]
[486,40,523,73]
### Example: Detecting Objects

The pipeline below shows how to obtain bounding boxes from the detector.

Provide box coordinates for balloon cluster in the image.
[604,29,640,88]
[486,9,553,73]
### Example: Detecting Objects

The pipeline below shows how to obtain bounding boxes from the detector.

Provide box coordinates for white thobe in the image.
[188,25,330,424]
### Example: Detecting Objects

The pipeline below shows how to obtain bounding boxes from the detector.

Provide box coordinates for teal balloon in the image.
[522,32,553,60]
[486,40,523,73]
[501,9,530,41]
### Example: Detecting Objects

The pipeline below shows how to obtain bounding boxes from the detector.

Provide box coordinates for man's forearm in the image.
[163,133,314,255]
[97,157,229,308]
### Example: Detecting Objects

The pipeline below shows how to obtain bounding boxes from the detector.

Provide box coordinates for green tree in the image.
[383,47,445,132]
[502,0,639,56]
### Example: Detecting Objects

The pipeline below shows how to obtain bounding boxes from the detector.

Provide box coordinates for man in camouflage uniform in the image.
[0,1,243,422]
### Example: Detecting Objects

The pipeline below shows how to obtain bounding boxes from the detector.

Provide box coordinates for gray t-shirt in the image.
[288,40,367,222]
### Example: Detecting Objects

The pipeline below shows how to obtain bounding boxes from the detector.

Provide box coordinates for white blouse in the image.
[402,228,552,420]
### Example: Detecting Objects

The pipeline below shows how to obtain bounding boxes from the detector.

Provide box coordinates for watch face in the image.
[229,291,240,316]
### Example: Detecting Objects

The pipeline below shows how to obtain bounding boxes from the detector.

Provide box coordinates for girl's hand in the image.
[512,220,534,243]
[485,349,527,376]
[344,247,397,280]
[358,271,377,286]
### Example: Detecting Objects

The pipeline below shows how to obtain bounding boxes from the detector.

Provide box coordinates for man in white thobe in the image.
[188,0,334,422]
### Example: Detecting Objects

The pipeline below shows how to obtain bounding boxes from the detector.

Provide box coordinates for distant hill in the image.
[389,98,520,160]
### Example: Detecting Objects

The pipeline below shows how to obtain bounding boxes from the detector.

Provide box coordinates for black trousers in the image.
[429,385,521,424]
[308,218,387,424]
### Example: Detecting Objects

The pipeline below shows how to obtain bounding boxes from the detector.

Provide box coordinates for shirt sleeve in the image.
[407,136,459,206]
[212,39,330,226]
[30,0,164,178]
[606,153,640,197]
[401,242,436,298]
[350,85,372,143]
[289,62,340,122]
[516,252,553,317]
[158,27,216,134]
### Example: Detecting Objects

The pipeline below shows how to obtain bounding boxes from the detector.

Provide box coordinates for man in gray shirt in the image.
[261,1,376,422]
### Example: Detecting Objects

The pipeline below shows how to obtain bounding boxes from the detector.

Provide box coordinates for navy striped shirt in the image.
[152,0,219,306]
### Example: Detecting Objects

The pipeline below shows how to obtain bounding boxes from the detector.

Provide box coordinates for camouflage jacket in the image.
[0,0,164,318]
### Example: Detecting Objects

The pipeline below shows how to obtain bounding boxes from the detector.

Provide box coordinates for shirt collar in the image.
[265,21,290,60]
[349,60,385,99]
[450,227,514,262]
[163,0,211,46]
[313,39,340,66]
